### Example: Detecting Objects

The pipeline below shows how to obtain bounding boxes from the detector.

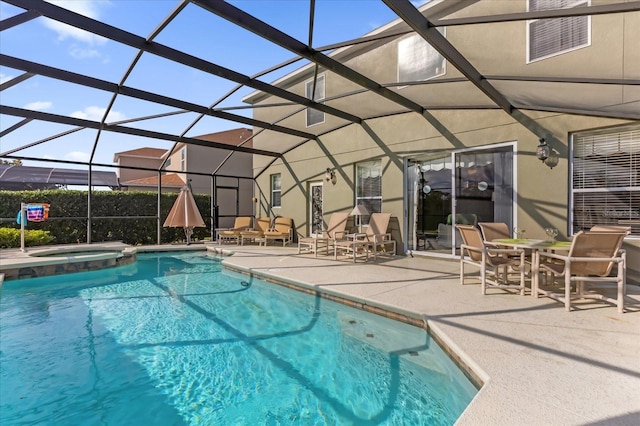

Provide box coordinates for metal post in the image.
[210,175,215,241]
[20,202,26,252]
[157,171,162,245]
[87,164,92,244]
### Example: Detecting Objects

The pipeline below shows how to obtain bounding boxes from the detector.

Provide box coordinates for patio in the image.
[1,243,639,424]
[209,244,640,425]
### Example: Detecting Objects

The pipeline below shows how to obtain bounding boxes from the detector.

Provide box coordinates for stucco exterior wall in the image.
[117,157,163,183]
[247,0,640,283]
[162,144,254,229]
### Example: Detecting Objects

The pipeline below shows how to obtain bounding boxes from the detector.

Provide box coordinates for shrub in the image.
[0,228,55,249]
[0,190,212,245]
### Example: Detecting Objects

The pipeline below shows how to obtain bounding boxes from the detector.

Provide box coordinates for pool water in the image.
[0,252,477,425]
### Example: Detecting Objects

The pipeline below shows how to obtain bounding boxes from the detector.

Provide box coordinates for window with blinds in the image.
[305,75,325,127]
[571,125,640,236]
[398,32,445,83]
[270,173,281,208]
[528,0,590,63]
[355,160,382,225]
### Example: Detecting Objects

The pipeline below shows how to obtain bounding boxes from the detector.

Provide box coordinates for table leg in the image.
[532,249,539,297]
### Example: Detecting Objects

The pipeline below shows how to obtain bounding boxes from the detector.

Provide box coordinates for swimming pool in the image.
[0,251,477,425]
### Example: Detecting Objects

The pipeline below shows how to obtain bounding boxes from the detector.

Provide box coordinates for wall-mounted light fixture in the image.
[324,168,336,184]
[536,138,559,169]
[536,138,550,163]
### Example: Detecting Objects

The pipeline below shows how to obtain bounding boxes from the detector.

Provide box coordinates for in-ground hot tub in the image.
[1,244,136,280]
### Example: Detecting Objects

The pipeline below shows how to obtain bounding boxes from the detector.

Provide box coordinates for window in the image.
[570,125,639,236]
[355,160,382,224]
[528,0,590,62]
[180,148,186,172]
[271,173,281,208]
[398,33,445,83]
[305,75,325,127]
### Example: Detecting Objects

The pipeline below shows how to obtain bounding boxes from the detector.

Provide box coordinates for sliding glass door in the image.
[407,144,515,254]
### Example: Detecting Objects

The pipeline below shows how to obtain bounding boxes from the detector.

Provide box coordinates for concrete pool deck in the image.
[2,242,639,425]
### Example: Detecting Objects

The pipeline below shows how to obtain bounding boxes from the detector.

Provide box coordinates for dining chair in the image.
[478,222,510,242]
[589,225,631,235]
[537,231,627,312]
[456,224,526,295]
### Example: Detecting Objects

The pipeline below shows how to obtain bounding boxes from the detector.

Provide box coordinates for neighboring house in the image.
[243,1,640,282]
[113,147,183,192]
[113,128,255,228]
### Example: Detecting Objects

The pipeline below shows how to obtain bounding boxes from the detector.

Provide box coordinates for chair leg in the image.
[565,275,572,312]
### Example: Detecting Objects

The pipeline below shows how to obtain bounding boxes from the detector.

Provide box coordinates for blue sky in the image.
[0,0,427,170]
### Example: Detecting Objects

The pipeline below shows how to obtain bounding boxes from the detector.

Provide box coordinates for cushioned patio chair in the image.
[298,211,349,256]
[456,224,526,295]
[262,217,293,247]
[239,216,271,245]
[216,216,252,244]
[334,213,395,262]
[537,231,627,312]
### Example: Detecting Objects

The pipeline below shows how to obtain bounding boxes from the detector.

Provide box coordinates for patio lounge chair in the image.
[216,216,252,244]
[263,217,293,247]
[456,224,526,295]
[334,213,395,262]
[537,231,627,312]
[298,211,349,256]
[239,216,271,245]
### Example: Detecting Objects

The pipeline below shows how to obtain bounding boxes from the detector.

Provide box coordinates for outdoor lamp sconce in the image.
[536,138,550,163]
[536,138,559,169]
[325,168,336,184]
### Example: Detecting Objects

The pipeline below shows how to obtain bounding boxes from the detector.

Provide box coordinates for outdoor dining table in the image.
[492,238,572,297]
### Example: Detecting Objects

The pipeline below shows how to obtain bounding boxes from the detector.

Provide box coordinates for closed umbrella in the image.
[163,186,206,244]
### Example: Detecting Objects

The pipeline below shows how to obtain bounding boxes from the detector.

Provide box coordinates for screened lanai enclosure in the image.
[1,0,639,244]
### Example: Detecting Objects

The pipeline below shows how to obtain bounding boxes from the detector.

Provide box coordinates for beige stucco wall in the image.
[117,157,163,183]
[248,0,640,283]
[164,144,254,229]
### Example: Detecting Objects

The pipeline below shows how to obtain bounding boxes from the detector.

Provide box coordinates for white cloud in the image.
[24,101,53,111]
[70,106,126,122]
[43,1,110,46]
[69,45,101,59]
[65,151,91,162]
[0,72,15,85]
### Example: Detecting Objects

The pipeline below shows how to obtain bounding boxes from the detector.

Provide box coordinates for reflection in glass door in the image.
[406,144,514,254]
[309,182,323,236]
[407,156,452,252]
[453,147,514,254]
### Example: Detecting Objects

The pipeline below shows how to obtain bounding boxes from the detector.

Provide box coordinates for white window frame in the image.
[526,0,591,63]
[305,74,325,127]
[397,31,446,85]
[569,124,639,237]
[355,160,382,225]
[270,173,282,209]
[180,148,186,172]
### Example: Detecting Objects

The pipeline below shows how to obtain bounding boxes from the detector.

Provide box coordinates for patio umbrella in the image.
[163,186,206,244]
